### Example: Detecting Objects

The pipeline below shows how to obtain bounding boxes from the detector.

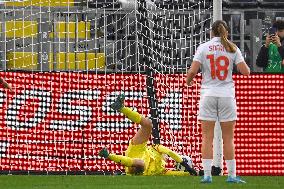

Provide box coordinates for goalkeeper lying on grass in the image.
[99,93,197,176]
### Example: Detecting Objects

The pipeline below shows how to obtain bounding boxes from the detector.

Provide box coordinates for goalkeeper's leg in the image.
[98,147,145,174]
[99,147,134,166]
[111,93,152,145]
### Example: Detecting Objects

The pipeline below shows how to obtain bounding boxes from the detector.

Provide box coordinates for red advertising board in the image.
[0,72,283,175]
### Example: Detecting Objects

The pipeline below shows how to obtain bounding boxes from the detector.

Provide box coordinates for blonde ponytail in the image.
[218,24,237,53]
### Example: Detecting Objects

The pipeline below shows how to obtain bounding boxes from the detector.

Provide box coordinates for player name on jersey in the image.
[209,44,225,52]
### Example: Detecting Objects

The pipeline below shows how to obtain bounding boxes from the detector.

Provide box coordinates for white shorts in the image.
[198,96,237,122]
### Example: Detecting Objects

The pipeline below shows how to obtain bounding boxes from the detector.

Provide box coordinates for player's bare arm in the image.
[236,62,250,76]
[186,61,201,86]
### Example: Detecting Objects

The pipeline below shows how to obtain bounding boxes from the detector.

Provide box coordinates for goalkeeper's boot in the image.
[98,148,110,158]
[211,166,222,176]
[226,176,246,184]
[180,157,197,176]
[200,176,212,183]
[110,93,125,111]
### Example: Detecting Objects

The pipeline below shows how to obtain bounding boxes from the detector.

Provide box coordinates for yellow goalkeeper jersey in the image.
[125,141,166,176]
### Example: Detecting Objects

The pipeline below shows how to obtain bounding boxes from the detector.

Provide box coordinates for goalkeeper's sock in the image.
[120,107,142,124]
[225,159,236,177]
[108,154,134,167]
[202,159,212,177]
[154,145,183,163]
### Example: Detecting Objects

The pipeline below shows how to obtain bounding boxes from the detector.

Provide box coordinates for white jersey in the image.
[193,37,244,97]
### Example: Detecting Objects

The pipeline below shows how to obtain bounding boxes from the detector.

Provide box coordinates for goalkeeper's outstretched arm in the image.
[153,145,197,176]
[153,144,183,163]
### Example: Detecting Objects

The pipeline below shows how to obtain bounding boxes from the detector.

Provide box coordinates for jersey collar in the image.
[211,37,221,42]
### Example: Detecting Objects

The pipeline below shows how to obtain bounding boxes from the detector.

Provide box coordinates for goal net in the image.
[0,0,212,174]
[0,0,284,176]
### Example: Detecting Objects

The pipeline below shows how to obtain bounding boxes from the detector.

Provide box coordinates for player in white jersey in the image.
[186,20,250,183]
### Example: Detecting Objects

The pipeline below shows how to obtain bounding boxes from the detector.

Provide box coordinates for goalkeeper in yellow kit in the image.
[98,94,197,176]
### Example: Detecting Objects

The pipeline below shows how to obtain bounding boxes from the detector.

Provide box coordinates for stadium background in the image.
[0,0,283,177]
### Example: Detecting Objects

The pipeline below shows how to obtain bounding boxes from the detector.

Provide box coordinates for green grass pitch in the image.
[0,175,283,189]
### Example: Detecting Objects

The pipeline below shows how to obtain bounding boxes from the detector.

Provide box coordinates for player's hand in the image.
[7,85,14,92]
[265,33,271,48]
[186,80,195,86]
[271,35,281,47]
[188,81,195,86]
[282,59,284,66]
